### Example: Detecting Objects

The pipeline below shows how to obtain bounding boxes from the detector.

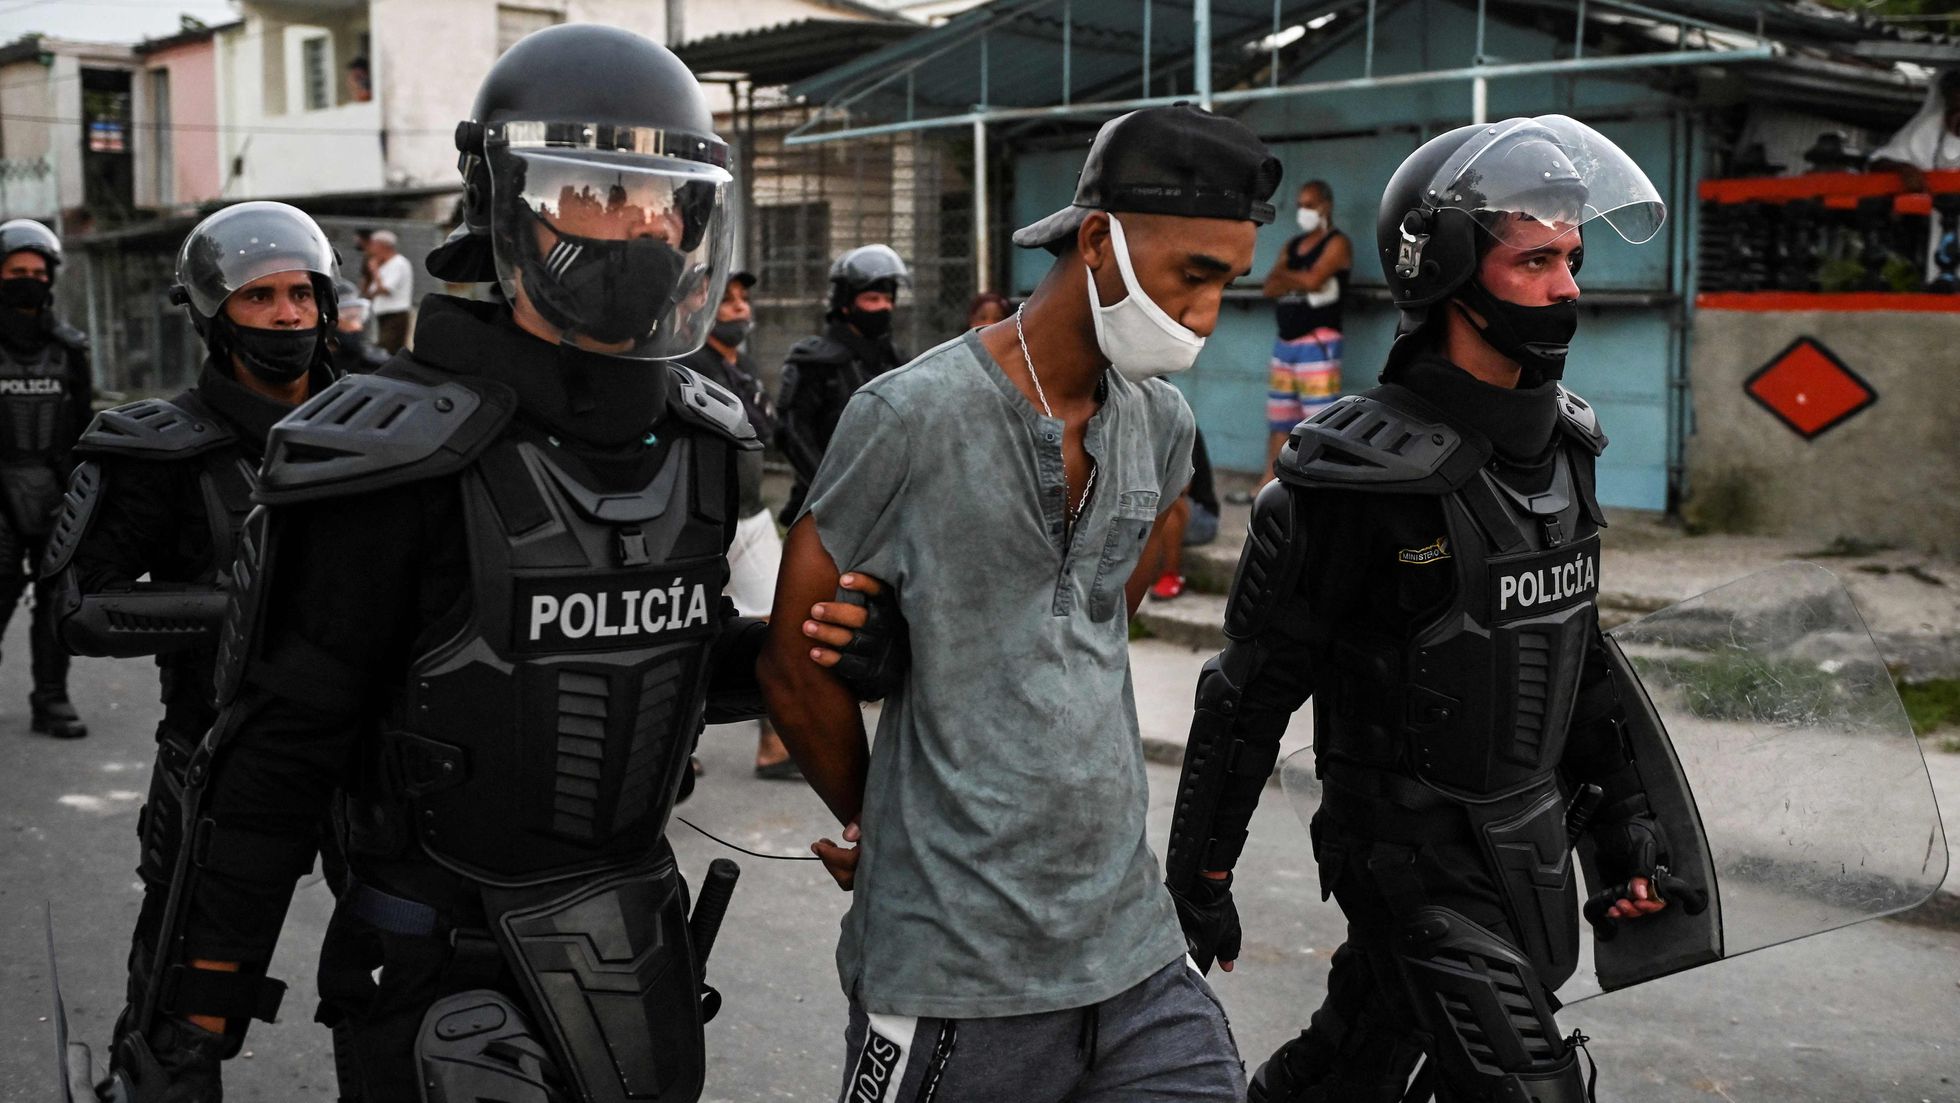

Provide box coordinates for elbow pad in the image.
[1165,649,1284,890]
[60,583,230,657]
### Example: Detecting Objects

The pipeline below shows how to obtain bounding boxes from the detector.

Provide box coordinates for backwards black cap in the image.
[1012,103,1282,254]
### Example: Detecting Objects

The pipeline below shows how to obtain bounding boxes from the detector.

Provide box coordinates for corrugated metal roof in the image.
[789,0,1938,132]
[792,0,1336,110]
[676,18,923,85]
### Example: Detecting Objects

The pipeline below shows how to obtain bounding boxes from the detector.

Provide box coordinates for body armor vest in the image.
[367,425,734,889]
[0,336,74,458]
[1291,389,1604,802]
[157,391,259,735]
[1284,384,1607,983]
[1395,451,1600,800]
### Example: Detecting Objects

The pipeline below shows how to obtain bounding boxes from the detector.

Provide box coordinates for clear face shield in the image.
[1425,115,1667,252]
[175,201,338,321]
[486,123,733,360]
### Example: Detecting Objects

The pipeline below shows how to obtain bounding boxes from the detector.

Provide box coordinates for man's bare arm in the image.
[760,516,872,829]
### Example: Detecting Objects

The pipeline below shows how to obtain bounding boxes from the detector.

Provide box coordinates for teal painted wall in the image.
[1008,0,1692,510]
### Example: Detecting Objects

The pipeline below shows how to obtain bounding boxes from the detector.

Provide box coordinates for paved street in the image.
[3,617,1957,1102]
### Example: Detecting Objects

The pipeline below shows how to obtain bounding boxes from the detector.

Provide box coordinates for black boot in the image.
[31,689,87,739]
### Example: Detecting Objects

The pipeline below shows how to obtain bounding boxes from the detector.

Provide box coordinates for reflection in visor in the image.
[1429,115,1666,251]
[489,146,732,360]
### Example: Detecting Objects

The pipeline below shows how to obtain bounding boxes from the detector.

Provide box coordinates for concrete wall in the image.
[369,0,878,193]
[1684,308,1960,555]
[135,39,224,209]
[216,15,386,198]
[0,58,61,220]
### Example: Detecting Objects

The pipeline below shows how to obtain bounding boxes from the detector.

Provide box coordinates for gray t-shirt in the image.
[804,329,1195,1019]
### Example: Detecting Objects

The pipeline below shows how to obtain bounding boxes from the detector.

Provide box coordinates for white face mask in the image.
[1296,207,1322,233]
[1087,214,1206,383]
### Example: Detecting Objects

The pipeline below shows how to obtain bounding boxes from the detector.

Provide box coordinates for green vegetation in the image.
[1899,678,1960,738]
[1634,652,1845,725]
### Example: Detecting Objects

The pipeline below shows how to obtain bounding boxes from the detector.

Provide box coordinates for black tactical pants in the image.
[1253,798,1585,1103]
[0,498,69,699]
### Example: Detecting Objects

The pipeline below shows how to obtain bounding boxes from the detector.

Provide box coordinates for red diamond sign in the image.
[1743,337,1877,440]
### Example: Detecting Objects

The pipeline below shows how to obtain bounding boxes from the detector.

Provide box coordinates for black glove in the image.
[827,584,908,702]
[110,1017,229,1103]
[1168,874,1242,975]
[1583,798,1706,940]
[1590,798,1668,885]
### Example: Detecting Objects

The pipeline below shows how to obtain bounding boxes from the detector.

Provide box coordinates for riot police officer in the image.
[1164,117,1685,1102]
[773,243,907,525]
[0,218,91,738]
[43,200,346,1094]
[331,277,390,374]
[94,26,884,1102]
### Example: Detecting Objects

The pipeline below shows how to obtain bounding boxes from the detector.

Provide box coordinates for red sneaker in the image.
[1149,572,1186,600]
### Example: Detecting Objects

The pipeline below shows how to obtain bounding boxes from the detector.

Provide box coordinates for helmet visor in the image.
[489,142,732,360]
[1423,115,1666,251]
[175,201,338,319]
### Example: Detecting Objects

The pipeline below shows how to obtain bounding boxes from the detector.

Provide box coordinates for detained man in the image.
[761,104,1282,1102]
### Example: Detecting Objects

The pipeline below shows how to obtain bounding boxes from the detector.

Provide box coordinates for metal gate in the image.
[738,96,976,392]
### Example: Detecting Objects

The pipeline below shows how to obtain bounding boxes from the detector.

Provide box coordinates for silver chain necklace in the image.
[1014,306,1097,528]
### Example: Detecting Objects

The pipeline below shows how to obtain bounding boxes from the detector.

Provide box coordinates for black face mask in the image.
[844,306,893,341]
[223,318,320,384]
[0,278,50,311]
[1453,278,1578,385]
[709,317,753,348]
[521,210,687,347]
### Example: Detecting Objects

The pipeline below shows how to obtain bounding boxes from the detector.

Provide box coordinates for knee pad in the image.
[1395,908,1584,1101]
[415,990,559,1103]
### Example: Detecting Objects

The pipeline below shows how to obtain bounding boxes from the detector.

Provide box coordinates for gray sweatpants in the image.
[836,957,1244,1103]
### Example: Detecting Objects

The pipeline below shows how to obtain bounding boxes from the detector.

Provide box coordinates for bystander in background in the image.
[362,230,415,352]
[1236,179,1349,501]
[967,291,1012,328]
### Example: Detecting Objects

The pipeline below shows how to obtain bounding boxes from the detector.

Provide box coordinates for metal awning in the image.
[675,17,923,87]
[783,0,1936,146]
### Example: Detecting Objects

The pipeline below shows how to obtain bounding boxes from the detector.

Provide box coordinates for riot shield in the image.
[1279,563,1947,1000]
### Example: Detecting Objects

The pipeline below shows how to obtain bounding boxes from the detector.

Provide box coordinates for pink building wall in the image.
[145,39,221,206]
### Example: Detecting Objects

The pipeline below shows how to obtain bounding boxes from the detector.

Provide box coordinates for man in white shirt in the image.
[1870,69,1960,192]
[362,229,415,352]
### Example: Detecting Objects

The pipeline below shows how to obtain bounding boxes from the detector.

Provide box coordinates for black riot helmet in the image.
[827,244,910,312]
[171,201,340,381]
[1377,116,1665,325]
[1375,116,1665,383]
[452,23,734,360]
[0,219,62,280]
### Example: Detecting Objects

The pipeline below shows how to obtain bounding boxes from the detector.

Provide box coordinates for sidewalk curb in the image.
[1139,735,1960,931]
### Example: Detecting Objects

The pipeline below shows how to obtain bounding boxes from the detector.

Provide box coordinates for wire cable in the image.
[676,815,822,862]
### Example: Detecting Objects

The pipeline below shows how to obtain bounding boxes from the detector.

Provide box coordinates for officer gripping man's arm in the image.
[1164,478,1327,973]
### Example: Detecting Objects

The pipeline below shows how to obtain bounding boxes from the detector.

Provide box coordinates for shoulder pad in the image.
[255,368,515,505]
[1275,389,1490,494]
[1222,480,1308,641]
[1554,385,1607,456]
[49,320,88,352]
[785,335,851,367]
[75,398,238,459]
[667,364,762,451]
[41,459,102,578]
